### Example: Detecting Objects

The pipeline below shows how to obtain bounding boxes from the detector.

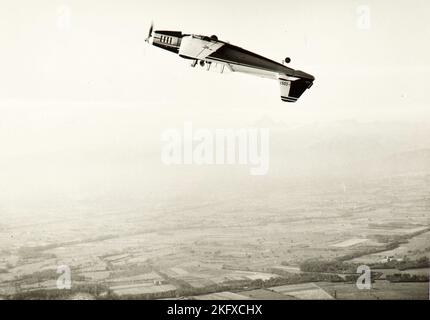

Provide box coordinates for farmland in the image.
[0,171,428,300]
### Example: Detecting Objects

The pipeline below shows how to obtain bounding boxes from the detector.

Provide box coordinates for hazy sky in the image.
[0,0,430,216]
[0,0,429,122]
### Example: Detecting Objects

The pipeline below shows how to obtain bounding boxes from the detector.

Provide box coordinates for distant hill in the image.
[266,120,430,177]
[377,149,430,175]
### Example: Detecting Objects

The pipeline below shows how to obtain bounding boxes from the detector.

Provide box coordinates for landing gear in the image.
[192,60,212,70]
[210,35,218,41]
[284,57,291,64]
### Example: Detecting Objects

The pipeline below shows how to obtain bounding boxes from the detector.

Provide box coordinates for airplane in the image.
[145,23,315,103]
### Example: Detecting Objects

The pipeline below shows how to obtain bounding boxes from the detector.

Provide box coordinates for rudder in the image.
[279,76,313,103]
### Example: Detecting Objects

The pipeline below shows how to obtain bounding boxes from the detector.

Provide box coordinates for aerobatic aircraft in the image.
[145,24,314,103]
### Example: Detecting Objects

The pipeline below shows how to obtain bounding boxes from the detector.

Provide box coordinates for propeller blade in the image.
[146,21,154,42]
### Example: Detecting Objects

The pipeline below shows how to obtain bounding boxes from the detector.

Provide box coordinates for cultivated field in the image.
[0,171,429,299]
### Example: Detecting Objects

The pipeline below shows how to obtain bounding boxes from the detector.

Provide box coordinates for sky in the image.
[0,0,429,123]
[0,0,429,217]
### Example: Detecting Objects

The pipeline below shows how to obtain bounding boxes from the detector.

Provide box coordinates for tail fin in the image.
[279,77,314,103]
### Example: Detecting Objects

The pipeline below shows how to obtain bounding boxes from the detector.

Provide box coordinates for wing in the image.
[206,43,314,80]
[205,43,314,102]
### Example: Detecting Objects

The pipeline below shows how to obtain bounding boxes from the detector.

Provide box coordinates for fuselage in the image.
[148,30,314,81]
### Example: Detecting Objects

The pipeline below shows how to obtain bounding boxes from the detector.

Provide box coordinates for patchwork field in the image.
[268,283,334,300]
[0,173,428,299]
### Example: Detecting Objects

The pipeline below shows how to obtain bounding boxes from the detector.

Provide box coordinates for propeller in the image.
[145,21,154,43]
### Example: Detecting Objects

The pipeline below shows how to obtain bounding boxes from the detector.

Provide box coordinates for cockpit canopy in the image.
[192,34,219,42]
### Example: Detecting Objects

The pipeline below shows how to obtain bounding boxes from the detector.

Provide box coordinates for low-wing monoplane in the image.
[145,24,315,103]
